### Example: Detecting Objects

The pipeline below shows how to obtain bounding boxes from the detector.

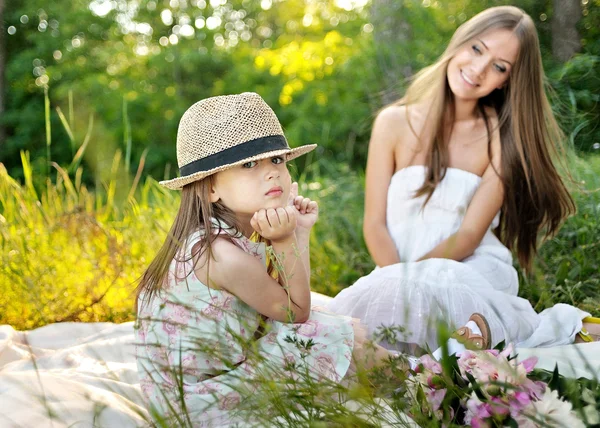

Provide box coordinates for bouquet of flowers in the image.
[404,344,586,427]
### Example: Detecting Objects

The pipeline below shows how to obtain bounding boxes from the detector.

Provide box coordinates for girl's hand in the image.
[251,206,297,242]
[289,182,319,231]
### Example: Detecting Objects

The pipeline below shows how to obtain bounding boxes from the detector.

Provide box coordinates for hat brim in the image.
[159,144,317,190]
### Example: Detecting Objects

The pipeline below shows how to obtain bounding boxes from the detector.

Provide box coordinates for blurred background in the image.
[0,0,599,330]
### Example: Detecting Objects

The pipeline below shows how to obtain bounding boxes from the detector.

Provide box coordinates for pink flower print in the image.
[296,320,320,337]
[283,352,296,370]
[181,354,198,371]
[218,392,241,410]
[193,383,219,395]
[235,237,263,259]
[164,271,175,290]
[161,312,188,343]
[139,378,155,400]
[167,302,191,324]
[162,318,178,337]
[136,320,148,342]
[263,332,278,345]
[201,296,232,321]
[315,353,338,381]
[174,260,191,280]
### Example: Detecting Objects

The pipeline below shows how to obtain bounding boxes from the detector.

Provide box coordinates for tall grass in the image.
[1,92,599,329]
[2,92,600,427]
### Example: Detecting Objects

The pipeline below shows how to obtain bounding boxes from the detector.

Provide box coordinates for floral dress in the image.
[135,226,356,426]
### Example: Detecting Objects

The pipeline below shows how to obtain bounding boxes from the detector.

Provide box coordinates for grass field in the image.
[1,150,599,330]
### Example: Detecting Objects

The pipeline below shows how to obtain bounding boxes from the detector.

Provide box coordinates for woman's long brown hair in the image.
[135,177,242,309]
[394,6,575,272]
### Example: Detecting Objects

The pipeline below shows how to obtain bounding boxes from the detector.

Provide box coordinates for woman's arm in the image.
[417,143,504,262]
[363,107,403,267]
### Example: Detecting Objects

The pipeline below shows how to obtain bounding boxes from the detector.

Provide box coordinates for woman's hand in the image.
[288,182,319,231]
[251,206,297,242]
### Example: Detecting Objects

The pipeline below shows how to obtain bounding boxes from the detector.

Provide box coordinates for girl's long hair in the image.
[395,5,575,271]
[135,177,242,309]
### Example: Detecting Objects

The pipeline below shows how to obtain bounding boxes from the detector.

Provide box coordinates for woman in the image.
[327,6,598,353]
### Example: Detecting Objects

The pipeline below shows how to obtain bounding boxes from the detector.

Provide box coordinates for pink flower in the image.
[426,388,446,411]
[465,393,493,427]
[520,357,538,373]
[458,345,539,389]
[418,354,442,374]
[499,343,515,359]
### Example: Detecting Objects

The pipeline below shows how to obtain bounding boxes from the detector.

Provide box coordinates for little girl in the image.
[134,93,434,426]
[328,6,599,353]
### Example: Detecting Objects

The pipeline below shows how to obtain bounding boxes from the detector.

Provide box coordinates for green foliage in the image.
[0,152,176,329]
[2,148,600,329]
[3,0,600,185]
[519,155,600,317]
[547,55,600,153]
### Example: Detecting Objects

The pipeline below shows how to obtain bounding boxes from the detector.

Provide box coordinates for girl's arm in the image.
[363,107,403,267]
[417,144,504,262]
[205,208,310,323]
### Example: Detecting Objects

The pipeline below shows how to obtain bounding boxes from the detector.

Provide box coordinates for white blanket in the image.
[1,293,598,427]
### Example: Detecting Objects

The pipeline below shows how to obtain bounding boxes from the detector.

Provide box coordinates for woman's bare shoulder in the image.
[374,103,429,142]
[375,104,407,128]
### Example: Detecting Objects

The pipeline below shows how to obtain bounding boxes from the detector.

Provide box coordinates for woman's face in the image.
[447,28,520,102]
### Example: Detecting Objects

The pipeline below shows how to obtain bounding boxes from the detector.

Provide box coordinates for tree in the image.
[551,0,582,62]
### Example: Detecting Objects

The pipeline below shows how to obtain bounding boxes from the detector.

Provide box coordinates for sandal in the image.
[577,317,600,342]
[452,313,492,350]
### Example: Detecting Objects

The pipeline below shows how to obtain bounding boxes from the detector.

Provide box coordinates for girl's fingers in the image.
[300,198,311,213]
[307,201,318,213]
[284,206,297,226]
[293,197,313,214]
[257,209,271,230]
[265,208,278,227]
[276,207,289,224]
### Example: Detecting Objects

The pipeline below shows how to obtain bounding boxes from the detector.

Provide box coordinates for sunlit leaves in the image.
[255,30,354,105]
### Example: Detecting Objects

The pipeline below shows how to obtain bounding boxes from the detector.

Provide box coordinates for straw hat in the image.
[160,92,316,190]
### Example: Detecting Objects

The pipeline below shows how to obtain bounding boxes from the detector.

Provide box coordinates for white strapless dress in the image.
[327,166,589,351]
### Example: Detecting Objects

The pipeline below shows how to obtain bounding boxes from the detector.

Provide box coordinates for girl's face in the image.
[447,28,520,102]
[211,155,292,224]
